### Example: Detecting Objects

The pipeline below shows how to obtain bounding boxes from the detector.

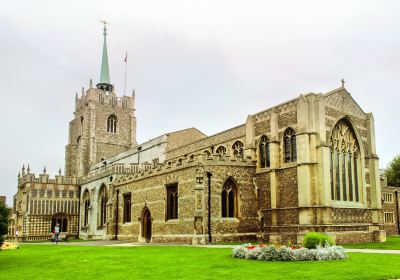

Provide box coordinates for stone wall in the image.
[166,125,246,160]
[10,172,80,240]
[65,87,136,177]
[382,184,400,235]
[111,158,259,243]
[277,167,298,208]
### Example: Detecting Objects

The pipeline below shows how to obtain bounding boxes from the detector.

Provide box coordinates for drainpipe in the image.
[137,146,142,164]
[77,186,81,239]
[207,172,212,243]
[395,191,400,235]
[115,189,119,240]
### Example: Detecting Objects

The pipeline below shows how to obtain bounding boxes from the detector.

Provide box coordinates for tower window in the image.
[107,115,117,133]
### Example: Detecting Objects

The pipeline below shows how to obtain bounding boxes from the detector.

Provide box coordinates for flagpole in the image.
[124,51,128,95]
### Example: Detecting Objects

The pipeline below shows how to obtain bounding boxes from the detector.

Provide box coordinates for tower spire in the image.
[97,20,113,92]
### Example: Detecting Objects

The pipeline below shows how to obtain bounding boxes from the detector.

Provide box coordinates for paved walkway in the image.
[19,241,400,254]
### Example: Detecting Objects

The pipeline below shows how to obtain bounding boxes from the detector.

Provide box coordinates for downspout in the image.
[207,172,213,243]
[115,189,119,240]
[395,191,400,235]
[77,186,81,239]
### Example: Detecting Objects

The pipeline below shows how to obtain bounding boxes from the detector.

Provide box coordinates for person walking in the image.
[54,223,60,244]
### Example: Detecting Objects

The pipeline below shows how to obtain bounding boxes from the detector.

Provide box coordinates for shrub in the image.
[0,202,9,247]
[258,246,278,261]
[232,243,347,262]
[303,232,334,249]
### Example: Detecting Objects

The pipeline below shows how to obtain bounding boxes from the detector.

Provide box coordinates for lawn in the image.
[343,235,400,250]
[1,245,400,280]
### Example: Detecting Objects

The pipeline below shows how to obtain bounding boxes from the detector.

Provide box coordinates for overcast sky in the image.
[1,0,399,205]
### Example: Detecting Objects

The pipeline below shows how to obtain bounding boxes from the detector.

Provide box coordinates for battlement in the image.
[82,152,255,185]
[18,167,80,187]
[74,85,135,113]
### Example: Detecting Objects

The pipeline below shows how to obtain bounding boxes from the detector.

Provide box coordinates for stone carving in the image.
[325,90,366,119]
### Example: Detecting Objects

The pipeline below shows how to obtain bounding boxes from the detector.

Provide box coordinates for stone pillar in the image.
[269,109,279,228]
[244,115,256,159]
[192,162,206,245]
[367,113,382,230]
[297,95,313,224]
[315,94,333,225]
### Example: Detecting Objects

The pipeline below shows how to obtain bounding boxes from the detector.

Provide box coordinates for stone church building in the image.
[9,25,386,244]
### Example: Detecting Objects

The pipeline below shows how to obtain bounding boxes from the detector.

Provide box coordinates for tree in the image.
[0,202,9,246]
[385,155,400,188]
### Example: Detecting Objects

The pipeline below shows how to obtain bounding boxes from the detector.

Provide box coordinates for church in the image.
[8,24,386,245]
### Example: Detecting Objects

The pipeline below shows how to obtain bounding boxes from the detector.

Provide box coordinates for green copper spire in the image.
[97,20,113,91]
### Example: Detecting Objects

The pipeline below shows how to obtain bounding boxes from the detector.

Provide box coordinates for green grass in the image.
[1,245,400,279]
[344,235,400,250]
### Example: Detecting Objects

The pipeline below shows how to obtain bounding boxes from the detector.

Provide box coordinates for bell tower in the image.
[65,23,137,177]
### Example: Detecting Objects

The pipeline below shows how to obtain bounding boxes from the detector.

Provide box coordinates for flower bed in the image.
[0,242,20,251]
[232,244,347,261]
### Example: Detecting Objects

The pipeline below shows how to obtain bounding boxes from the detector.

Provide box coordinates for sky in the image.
[1,0,399,206]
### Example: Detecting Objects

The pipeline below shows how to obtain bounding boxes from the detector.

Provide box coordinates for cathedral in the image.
[8,24,387,245]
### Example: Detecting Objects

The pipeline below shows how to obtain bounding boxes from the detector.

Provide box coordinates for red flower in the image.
[247,246,256,250]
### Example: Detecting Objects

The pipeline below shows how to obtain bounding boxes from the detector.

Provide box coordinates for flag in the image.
[124,52,128,63]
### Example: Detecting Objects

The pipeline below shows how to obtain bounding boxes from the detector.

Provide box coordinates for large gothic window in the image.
[329,119,361,202]
[107,115,117,133]
[232,141,244,158]
[216,146,227,157]
[221,178,237,218]
[83,190,90,227]
[259,136,271,168]
[166,184,178,220]
[284,128,297,163]
[98,185,107,227]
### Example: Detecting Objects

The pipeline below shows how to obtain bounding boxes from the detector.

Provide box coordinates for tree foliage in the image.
[385,155,400,188]
[0,201,9,245]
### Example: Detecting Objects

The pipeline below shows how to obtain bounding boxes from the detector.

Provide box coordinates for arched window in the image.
[98,185,107,227]
[259,136,270,168]
[216,146,227,157]
[77,136,81,145]
[123,193,132,223]
[107,115,117,133]
[83,190,90,227]
[204,150,211,158]
[284,128,296,163]
[51,213,68,233]
[329,118,361,202]
[232,141,244,158]
[166,184,178,220]
[221,178,237,218]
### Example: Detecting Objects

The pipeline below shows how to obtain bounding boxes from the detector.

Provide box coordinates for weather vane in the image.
[100,20,109,35]
[341,79,345,87]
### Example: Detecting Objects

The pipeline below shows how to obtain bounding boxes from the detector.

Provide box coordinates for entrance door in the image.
[142,209,152,242]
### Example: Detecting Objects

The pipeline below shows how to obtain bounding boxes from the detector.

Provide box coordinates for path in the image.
[20,240,400,254]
